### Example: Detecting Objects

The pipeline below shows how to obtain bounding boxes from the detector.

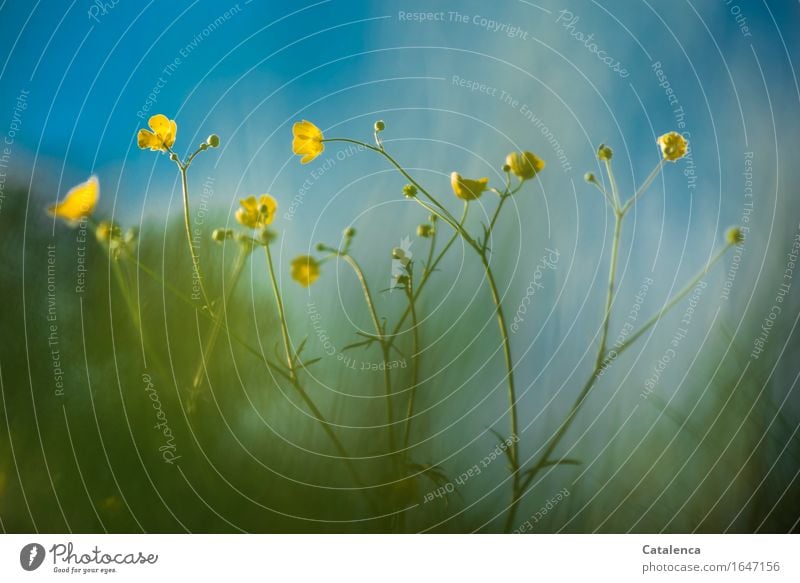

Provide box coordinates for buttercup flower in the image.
[292,120,324,164]
[657,132,688,162]
[47,176,99,224]
[505,151,545,181]
[291,255,321,287]
[235,194,277,228]
[137,114,177,152]
[450,172,489,200]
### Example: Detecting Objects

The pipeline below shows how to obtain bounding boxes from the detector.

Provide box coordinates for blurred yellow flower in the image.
[137,114,177,151]
[450,172,488,200]
[291,255,321,287]
[292,120,324,164]
[506,151,545,180]
[725,226,744,245]
[47,176,99,224]
[657,132,688,161]
[235,194,277,228]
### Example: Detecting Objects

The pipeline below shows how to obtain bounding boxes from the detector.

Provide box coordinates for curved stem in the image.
[264,244,372,494]
[178,164,212,311]
[323,138,466,241]
[339,252,395,453]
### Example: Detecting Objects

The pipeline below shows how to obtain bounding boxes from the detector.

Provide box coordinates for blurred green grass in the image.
[1,183,798,533]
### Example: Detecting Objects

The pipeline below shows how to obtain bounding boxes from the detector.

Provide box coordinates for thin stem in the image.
[604,159,621,211]
[339,252,395,453]
[264,244,295,373]
[178,164,213,311]
[615,243,733,356]
[191,243,250,392]
[402,272,421,450]
[596,211,624,368]
[323,138,465,240]
[386,203,469,346]
[327,138,522,526]
[518,242,734,497]
[264,244,372,494]
[622,160,665,215]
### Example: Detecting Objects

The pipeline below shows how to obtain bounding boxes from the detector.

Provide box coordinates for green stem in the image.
[596,211,624,368]
[264,244,371,493]
[191,244,250,393]
[402,273,421,450]
[622,160,665,214]
[178,164,213,311]
[339,252,395,453]
[518,242,735,503]
[323,138,466,241]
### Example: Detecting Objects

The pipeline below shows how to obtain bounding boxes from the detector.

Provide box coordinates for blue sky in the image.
[2,0,799,324]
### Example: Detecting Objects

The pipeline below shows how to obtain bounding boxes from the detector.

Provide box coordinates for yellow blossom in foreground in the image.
[450,172,488,201]
[137,114,177,151]
[657,132,688,161]
[235,194,277,228]
[291,255,321,287]
[506,151,545,180]
[47,176,99,224]
[292,120,324,164]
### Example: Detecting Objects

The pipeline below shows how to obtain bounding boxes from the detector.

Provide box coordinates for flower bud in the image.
[597,144,613,161]
[417,224,434,238]
[212,228,229,242]
[374,120,385,132]
[584,172,597,184]
[392,247,407,260]
[403,184,417,198]
[502,164,511,173]
[343,227,356,239]
[315,242,327,253]
[396,274,409,286]
[725,226,744,245]
[259,228,277,245]
[169,152,179,162]
[428,213,438,223]
[207,134,220,148]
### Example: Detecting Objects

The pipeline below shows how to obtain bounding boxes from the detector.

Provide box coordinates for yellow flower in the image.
[292,120,324,164]
[506,151,545,180]
[137,114,177,151]
[657,131,688,161]
[235,194,277,228]
[725,226,744,245]
[450,172,488,200]
[291,255,321,287]
[47,176,99,224]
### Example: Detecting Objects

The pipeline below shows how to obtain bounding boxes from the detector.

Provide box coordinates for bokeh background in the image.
[1,0,799,532]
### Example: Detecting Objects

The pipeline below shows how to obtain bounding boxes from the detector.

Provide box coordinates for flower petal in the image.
[48,176,99,224]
